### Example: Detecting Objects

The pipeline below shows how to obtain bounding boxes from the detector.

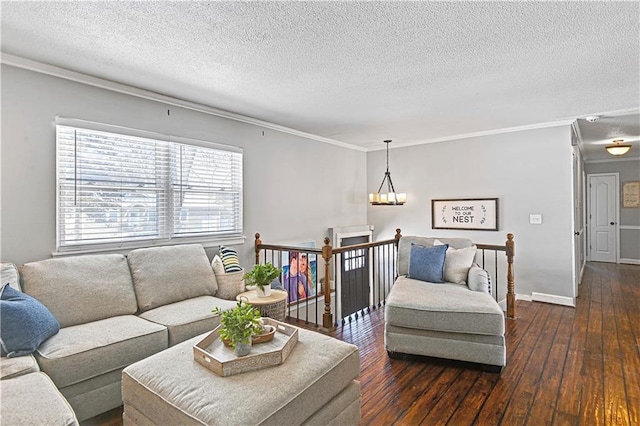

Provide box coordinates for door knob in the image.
[610,222,615,225]
[574,231,580,236]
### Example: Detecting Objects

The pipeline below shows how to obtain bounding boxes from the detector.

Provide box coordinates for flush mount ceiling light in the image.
[369,140,406,205]
[605,139,631,156]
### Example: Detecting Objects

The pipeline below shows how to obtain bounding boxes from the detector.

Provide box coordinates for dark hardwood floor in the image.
[84,261,639,425]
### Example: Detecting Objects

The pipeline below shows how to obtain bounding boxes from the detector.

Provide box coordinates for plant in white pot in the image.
[244,263,281,298]
[212,299,262,356]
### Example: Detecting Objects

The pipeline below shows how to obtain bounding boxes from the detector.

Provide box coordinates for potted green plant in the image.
[212,299,262,356]
[244,263,281,298]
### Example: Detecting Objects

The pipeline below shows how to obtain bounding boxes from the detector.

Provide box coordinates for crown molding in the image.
[3,53,634,155]
[0,53,367,152]
[368,119,576,151]
[584,156,640,164]
[574,107,640,119]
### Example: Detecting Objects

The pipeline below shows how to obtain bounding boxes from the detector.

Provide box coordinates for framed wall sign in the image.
[432,198,499,231]
[622,181,640,208]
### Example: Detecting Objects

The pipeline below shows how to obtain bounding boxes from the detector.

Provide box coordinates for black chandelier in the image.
[369,140,406,205]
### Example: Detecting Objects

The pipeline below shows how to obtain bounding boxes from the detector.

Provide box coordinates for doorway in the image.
[340,236,370,319]
[329,225,374,320]
[587,173,619,263]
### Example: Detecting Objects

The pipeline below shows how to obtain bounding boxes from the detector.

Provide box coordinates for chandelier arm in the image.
[377,174,389,193]
[387,173,397,193]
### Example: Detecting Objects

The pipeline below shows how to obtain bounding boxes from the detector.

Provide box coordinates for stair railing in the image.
[254,230,515,332]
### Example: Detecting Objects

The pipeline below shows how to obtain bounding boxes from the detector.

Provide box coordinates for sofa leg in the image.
[387,351,406,360]
[481,364,504,374]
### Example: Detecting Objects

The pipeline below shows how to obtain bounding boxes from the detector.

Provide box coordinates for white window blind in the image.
[56,122,243,252]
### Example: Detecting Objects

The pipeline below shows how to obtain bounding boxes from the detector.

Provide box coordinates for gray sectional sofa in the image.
[1,262,79,425]
[385,236,506,369]
[1,244,238,422]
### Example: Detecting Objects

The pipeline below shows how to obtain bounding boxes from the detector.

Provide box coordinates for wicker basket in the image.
[256,298,287,322]
[215,268,245,300]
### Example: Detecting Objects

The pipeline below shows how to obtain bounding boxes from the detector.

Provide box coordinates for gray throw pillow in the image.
[407,243,448,283]
[467,263,492,294]
[0,284,60,358]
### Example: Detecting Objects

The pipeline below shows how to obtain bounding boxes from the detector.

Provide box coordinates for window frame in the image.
[55,117,244,254]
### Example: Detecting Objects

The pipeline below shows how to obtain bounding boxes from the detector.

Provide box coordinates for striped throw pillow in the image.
[219,246,242,273]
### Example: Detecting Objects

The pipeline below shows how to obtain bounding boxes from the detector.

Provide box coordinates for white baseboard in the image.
[498,293,530,311]
[620,258,640,265]
[531,292,575,307]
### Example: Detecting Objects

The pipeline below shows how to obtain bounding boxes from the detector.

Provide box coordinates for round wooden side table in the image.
[236,289,288,322]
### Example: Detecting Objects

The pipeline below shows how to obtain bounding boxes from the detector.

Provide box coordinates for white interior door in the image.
[588,174,618,263]
[572,149,585,297]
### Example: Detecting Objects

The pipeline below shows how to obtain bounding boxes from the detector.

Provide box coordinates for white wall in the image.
[0,64,581,303]
[0,65,368,266]
[367,126,576,300]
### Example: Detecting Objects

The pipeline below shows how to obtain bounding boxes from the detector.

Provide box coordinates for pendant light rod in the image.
[376,141,397,193]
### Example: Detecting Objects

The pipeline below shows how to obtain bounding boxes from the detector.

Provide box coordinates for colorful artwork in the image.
[282,242,317,303]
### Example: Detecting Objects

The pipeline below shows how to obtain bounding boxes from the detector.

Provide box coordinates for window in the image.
[56,120,242,252]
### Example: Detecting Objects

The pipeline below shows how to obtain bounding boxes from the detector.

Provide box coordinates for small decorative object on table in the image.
[193,318,299,377]
[252,319,277,344]
[244,263,281,298]
[212,299,262,357]
[219,318,276,346]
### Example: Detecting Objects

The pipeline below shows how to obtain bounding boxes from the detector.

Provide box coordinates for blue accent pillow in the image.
[408,243,449,283]
[0,284,60,358]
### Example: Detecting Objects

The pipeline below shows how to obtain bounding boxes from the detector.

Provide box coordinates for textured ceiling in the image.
[1,1,639,159]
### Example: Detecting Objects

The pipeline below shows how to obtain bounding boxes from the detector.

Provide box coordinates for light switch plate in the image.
[529,214,542,225]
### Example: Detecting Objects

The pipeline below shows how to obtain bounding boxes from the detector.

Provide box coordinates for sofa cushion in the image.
[139,295,237,346]
[0,354,39,380]
[1,262,20,291]
[386,276,504,336]
[122,327,360,425]
[1,284,60,358]
[128,244,218,312]
[35,315,167,388]
[0,372,78,426]
[468,264,492,294]
[397,236,474,276]
[407,244,448,283]
[20,254,138,328]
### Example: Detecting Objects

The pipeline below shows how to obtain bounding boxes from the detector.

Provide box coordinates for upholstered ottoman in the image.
[0,372,78,425]
[122,327,361,425]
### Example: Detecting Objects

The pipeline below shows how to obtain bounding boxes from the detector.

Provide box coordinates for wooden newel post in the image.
[254,233,262,265]
[506,233,515,319]
[394,229,402,278]
[322,237,334,331]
